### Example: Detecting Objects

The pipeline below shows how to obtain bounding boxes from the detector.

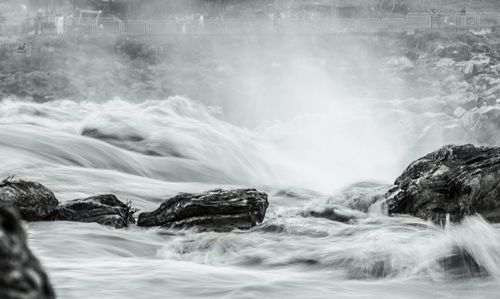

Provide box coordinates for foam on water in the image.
[27,195,500,298]
[0,95,497,298]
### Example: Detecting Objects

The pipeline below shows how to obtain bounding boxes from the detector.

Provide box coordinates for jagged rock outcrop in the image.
[50,194,135,228]
[0,177,59,221]
[0,206,55,299]
[386,144,500,223]
[138,189,269,231]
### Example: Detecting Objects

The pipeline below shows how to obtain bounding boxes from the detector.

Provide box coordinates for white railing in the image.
[3,12,500,37]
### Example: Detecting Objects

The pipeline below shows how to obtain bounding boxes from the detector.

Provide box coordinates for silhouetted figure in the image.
[460,7,467,15]
[17,43,26,53]
[55,15,65,35]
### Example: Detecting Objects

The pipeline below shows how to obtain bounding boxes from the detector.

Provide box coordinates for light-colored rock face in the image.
[386,144,500,223]
[0,207,55,299]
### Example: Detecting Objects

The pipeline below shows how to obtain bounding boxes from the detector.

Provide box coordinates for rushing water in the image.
[0,96,498,299]
[1,36,500,298]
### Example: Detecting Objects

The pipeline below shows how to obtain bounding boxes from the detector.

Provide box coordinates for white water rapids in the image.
[0,96,499,298]
[1,36,500,298]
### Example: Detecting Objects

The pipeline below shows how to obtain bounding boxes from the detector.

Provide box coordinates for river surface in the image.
[1,37,499,298]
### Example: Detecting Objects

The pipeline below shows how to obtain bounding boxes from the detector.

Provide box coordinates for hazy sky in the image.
[0,0,29,23]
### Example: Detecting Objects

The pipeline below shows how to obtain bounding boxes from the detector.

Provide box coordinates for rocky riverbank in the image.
[0,176,269,231]
[2,142,500,295]
[391,31,500,147]
[2,31,500,126]
[3,30,500,297]
[6,146,498,232]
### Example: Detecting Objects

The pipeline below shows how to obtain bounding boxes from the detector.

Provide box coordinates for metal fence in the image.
[0,24,25,36]
[3,12,500,37]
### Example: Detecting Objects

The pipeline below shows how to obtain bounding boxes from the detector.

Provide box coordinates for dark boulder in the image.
[0,206,55,299]
[0,177,59,221]
[50,194,135,228]
[138,189,269,231]
[386,144,500,223]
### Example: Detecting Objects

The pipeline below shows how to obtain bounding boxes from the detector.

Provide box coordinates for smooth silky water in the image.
[0,35,498,298]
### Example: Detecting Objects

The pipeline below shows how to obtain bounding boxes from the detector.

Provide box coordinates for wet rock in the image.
[81,127,145,142]
[50,194,135,228]
[1,71,80,102]
[386,144,500,223]
[437,44,472,61]
[303,208,357,223]
[0,177,59,221]
[273,187,321,201]
[463,55,493,81]
[438,246,488,279]
[137,189,269,231]
[343,256,393,279]
[336,182,390,213]
[471,43,491,55]
[81,127,183,157]
[0,207,55,299]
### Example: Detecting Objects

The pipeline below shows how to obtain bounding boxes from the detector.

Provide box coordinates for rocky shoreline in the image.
[3,144,498,232]
[0,176,269,231]
[2,143,500,296]
[0,177,270,298]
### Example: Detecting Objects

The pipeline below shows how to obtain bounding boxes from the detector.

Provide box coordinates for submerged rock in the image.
[138,189,269,231]
[0,207,55,299]
[302,208,357,223]
[51,194,135,228]
[386,144,500,223]
[0,177,59,221]
[438,246,488,279]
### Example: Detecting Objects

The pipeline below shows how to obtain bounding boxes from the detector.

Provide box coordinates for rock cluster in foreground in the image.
[386,144,500,223]
[0,179,269,295]
[49,194,136,229]
[0,176,269,231]
[0,206,55,299]
[0,177,134,228]
[138,189,269,232]
[0,177,59,221]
